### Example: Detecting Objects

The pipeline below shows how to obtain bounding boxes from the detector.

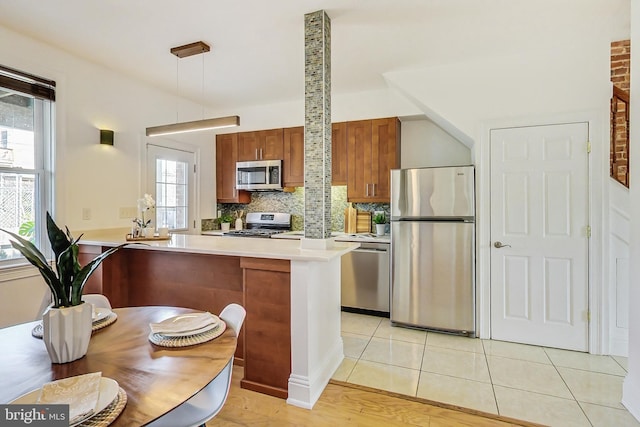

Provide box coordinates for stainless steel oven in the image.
[341,241,390,315]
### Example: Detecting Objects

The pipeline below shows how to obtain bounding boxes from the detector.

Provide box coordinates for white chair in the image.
[82,294,112,310]
[147,303,246,427]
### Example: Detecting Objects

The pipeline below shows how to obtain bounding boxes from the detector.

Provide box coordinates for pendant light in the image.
[146,41,240,137]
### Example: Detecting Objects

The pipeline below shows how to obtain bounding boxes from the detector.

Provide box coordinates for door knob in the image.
[494,241,511,248]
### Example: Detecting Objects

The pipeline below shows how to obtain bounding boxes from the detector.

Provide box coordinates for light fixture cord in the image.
[201,49,205,120]
[175,56,179,123]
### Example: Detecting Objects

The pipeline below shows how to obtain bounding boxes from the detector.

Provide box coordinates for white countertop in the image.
[272,230,390,244]
[79,228,359,262]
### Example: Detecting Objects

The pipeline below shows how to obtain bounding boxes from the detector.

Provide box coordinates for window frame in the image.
[0,65,54,267]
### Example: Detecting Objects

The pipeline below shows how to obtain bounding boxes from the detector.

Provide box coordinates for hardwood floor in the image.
[208,366,541,427]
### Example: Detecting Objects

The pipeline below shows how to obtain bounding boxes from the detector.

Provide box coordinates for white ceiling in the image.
[0,0,630,111]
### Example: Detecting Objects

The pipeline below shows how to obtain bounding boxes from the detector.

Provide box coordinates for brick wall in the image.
[611,40,630,186]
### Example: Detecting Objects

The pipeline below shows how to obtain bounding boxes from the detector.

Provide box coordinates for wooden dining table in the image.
[0,306,237,426]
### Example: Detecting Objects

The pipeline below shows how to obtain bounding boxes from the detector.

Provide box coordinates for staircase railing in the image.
[611,85,630,187]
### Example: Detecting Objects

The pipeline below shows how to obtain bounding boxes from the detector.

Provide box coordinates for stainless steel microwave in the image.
[236,160,282,191]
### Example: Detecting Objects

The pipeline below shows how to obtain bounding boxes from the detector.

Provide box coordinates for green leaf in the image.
[46,212,72,274]
[4,235,67,307]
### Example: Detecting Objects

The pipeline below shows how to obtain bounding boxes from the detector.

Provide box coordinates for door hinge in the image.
[587,141,591,153]
[586,225,591,238]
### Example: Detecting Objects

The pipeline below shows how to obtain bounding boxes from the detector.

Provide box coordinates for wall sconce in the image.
[100,129,114,145]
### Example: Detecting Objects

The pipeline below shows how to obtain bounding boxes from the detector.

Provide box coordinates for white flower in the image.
[137,194,155,212]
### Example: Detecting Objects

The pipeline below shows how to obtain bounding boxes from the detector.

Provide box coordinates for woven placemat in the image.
[32,312,118,339]
[148,321,227,348]
[77,387,127,427]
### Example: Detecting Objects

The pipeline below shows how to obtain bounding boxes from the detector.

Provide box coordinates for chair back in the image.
[219,303,245,337]
[145,303,246,427]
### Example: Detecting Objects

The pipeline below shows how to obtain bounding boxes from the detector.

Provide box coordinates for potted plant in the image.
[0,212,129,363]
[218,213,234,232]
[373,213,386,236]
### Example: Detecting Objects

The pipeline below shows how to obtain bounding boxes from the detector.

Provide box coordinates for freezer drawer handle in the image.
[493,241,511,248]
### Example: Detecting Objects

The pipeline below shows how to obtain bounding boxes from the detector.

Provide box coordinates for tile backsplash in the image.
[206,186,390,233]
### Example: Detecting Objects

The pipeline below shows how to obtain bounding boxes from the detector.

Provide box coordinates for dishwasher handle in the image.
[353,248,389,254]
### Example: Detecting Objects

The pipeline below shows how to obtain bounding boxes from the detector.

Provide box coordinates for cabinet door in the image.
[346,120,373,201]
[237,131,261,161]
[370,117,400,201]
[259,128,284,160]
[283,126,304,187]
[331,122,347,185]
[216,133,250,203]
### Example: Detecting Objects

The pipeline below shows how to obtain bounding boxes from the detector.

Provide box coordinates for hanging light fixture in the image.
[146,41,240,137]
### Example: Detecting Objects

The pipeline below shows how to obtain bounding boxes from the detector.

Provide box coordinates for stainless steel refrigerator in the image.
[390,166,475,336]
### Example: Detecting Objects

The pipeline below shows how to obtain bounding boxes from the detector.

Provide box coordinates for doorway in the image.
[146,143,196,233]
[489,122,590,351]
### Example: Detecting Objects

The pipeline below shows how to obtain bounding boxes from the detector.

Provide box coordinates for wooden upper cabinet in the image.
[347,117,400,202]
[237,131,260,162]
[283,126,304,187]
[237,129,284,161]
[331,122,347,186]
[370,117,400,200]
[216,133,250,203]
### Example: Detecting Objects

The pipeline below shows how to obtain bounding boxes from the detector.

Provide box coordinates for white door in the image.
[490,123,589,351]
[146,144,196,233]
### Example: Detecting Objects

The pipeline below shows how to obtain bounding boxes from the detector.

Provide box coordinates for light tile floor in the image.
[332,312,640,427]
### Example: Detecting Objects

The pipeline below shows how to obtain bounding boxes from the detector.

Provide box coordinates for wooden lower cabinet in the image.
[240,257,291,398]
[78,245,292,399]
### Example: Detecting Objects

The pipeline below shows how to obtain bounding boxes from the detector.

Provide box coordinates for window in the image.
[0,65,54,263]
[146,144,195,232]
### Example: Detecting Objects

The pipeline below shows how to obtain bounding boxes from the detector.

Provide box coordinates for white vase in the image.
[221,222,231,232]
[375,223,386,236]
[144,227,155,238]
[42,303,92,364]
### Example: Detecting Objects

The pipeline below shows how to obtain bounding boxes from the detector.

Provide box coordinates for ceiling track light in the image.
[146,40,240,137]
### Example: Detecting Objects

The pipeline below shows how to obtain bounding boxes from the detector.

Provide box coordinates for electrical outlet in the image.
[82,208,91,220]
[119,207,137,219]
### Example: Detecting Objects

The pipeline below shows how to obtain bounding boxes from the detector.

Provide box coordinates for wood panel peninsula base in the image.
[77,231,358,409]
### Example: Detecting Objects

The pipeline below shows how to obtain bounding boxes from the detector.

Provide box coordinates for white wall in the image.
[609,180,630,356]
[0,25,219,231]
[0,267,48,328]
[382,15,623,349]
[623,1,640,421]
[400,118,471,168]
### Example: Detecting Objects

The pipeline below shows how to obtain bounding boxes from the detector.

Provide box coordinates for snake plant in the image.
[1,212,128,308]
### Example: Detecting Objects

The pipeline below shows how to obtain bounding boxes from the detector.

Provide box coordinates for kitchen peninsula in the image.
[77,230,358,409]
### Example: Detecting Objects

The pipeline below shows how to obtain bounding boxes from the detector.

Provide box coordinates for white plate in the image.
[159,322,218,337]
[10,377,119,426]
[92,307,111,323]
[150,312,219,335]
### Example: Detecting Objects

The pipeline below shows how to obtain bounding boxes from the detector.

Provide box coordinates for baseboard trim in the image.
[623,375,640,422]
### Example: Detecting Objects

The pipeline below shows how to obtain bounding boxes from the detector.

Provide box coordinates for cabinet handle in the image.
[372,183,376,196]
[365,184,369,196]
[255,149,258,159]
[260,148,263,159]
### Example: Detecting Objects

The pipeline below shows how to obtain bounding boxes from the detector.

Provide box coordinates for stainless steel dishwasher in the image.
[341,242,390,316]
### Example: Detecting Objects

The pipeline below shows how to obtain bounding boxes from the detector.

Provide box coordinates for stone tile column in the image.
[303,10,331,243]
